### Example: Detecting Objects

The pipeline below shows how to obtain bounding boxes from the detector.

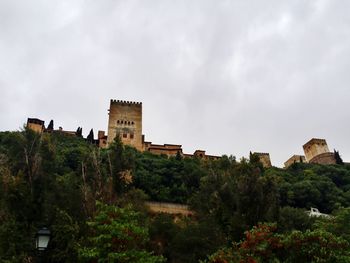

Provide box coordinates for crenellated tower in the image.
[302,138,335,164]
[107,100,143,151]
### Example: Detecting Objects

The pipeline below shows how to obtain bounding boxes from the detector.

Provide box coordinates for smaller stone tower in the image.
[107,100,143,151]
[254,152,272,168]
[303,138,335,164]
[27,118,45,133]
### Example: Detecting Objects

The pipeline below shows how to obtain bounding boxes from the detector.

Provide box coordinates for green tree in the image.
[205,223,350,263]
[315,207,350,243]
[79,202,165,263]
[76,127,83,137]
[277,206,315,233]
[46,208,80,262]
[334,150,344,165]
[108,136,133,194]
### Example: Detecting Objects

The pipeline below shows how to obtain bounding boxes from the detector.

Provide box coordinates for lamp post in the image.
[35,227,50,262]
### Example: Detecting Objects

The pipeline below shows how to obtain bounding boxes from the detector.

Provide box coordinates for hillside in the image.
[0,129,350,262]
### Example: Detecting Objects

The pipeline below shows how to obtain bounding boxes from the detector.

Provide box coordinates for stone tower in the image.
[107,100,143,151]
[303,138,329,162]
[254,152,272,168]
[27,118,45,133]
[303,138,336,164]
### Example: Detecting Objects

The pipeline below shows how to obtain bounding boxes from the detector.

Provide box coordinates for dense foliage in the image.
[79,201,165,263]
[0,129,350,262]
[204,222,350,263]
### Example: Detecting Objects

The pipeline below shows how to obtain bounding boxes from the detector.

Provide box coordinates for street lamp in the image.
[36,227,51,251]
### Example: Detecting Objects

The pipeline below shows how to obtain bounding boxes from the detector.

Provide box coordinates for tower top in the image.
[110,99,142,106]
[303,138,327,150]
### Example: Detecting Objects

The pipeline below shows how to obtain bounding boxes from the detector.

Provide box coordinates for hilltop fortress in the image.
[27,99,341,167]
[101,99,220,159]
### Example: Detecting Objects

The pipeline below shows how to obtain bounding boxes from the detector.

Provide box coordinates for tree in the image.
[175,150,182,161]
[46,208,80,262]
[79,202,165,263]
[108,136,128,194]
[249,152,263,171]
[315,207,350,243]
[205,223,350,263]
[76,127,83,137]
[47,120,54,131]
[334,149,344,165]
[86,129,94,143]
[277,206,315,233]
[170,220,224,263]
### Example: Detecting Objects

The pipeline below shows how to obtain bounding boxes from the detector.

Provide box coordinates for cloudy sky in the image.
[1,0,349,167]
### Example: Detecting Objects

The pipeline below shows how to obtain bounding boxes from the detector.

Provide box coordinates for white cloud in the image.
[0,0,349,166]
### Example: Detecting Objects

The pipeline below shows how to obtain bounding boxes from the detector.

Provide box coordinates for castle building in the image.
[284,138,337,167]
[254,152,272,168]
[107,100,143,151]
[98,130,108,148]
[284,155,306,168]
[25,102,344,167]
[25,99,220,159]
[27,118,45,133]
[105,99,220,159]
[302,138,336,165]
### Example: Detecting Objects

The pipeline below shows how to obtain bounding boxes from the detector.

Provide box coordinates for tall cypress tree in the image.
[47,120,54,131]
[76,127,82,137]
[87,129,94,143]
[334,149,344,165]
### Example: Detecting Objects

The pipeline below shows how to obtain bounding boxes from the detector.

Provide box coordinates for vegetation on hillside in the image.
[0,129,350,262]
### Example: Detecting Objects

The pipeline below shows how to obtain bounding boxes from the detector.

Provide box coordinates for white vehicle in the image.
[306,207,331,218]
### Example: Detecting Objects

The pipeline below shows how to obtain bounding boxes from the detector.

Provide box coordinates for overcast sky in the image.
[1,0,349,167]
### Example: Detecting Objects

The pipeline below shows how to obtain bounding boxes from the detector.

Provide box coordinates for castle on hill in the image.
[100,99,220,159]
[27,99,220,160]
[26,99,340,167]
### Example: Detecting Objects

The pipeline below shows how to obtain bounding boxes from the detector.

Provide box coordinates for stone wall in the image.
[309,152,336,165]
[147,144,182,157]
[145,201,193,216]
[284,155,306,168]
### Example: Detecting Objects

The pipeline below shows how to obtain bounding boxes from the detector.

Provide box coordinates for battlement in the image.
[27,118,45,133]
[110,99,142,106]
[303,138,327,150]
[27,118,45,126]
[254,152,271,157]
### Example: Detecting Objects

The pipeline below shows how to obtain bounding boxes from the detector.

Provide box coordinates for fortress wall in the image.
[145,201,193,216]
[309,152,336,165]
[284,155,306,168]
